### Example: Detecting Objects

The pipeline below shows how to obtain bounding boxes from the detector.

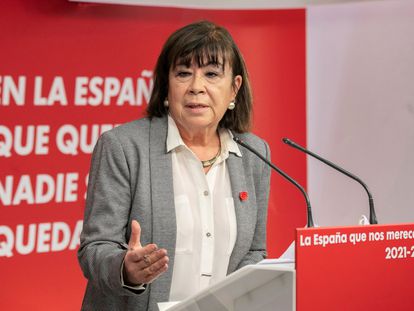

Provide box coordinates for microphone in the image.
[282,138,378,225]
[233,136,315,228]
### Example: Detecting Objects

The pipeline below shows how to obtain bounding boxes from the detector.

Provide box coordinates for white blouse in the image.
[167,115,241,301]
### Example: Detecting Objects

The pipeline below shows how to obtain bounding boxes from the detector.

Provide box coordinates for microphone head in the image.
[282,137,292,145]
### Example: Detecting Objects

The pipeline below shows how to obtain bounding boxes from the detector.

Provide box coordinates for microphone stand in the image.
[283,138,378,225]
[233,137,315,228]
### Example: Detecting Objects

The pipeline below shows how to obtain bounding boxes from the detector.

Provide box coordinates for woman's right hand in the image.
[123,220,169,285]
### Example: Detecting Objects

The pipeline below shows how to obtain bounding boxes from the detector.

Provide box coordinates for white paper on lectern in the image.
[158,301,180,311]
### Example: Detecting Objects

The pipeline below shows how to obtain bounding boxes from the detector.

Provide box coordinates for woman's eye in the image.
[205,71,219,78]
[176,71,191,78]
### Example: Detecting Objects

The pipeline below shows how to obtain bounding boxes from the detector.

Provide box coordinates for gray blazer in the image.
[78,116,271,311]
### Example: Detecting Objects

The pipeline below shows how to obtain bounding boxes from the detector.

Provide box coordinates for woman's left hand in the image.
[123,220,169,285]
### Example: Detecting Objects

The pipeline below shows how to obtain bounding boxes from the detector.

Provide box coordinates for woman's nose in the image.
[188,73,205,95]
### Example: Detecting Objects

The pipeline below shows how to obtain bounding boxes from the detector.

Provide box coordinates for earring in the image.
[228,101,236,110]
[164,99,169,108]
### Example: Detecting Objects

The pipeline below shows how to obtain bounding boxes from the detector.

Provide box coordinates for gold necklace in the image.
[201,146,221,168]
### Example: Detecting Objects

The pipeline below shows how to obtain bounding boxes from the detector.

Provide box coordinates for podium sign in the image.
[296,223,414,311]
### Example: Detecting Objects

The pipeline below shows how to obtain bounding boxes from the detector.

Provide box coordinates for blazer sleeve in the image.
[237,139,271,268]
[77,130,141,297]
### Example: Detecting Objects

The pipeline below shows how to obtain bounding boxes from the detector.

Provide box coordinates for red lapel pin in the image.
[239,191,248,202]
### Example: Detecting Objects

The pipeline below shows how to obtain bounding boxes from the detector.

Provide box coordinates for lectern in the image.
[161,223,414,311]
[165,264,295,311]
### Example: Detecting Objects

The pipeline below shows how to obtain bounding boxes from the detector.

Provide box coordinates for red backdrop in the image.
[0,0,306,309]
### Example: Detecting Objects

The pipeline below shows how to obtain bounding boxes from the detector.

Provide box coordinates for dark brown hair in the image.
[146,20,253,133]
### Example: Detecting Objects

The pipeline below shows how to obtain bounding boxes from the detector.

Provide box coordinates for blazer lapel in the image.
[148,116,176,305]
[227,151,256,273]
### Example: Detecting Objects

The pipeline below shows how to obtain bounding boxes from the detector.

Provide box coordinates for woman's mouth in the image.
[185,103,209,113]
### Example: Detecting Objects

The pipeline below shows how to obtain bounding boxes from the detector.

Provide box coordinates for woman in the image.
[78,20,271,311]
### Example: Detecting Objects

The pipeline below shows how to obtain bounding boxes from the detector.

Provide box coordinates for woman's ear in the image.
[233,75,242,98]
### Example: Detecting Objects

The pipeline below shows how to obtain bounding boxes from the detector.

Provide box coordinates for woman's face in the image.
[167,58,242,135]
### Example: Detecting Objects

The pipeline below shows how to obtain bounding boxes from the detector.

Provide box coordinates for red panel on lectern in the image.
[296,223,414,311]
